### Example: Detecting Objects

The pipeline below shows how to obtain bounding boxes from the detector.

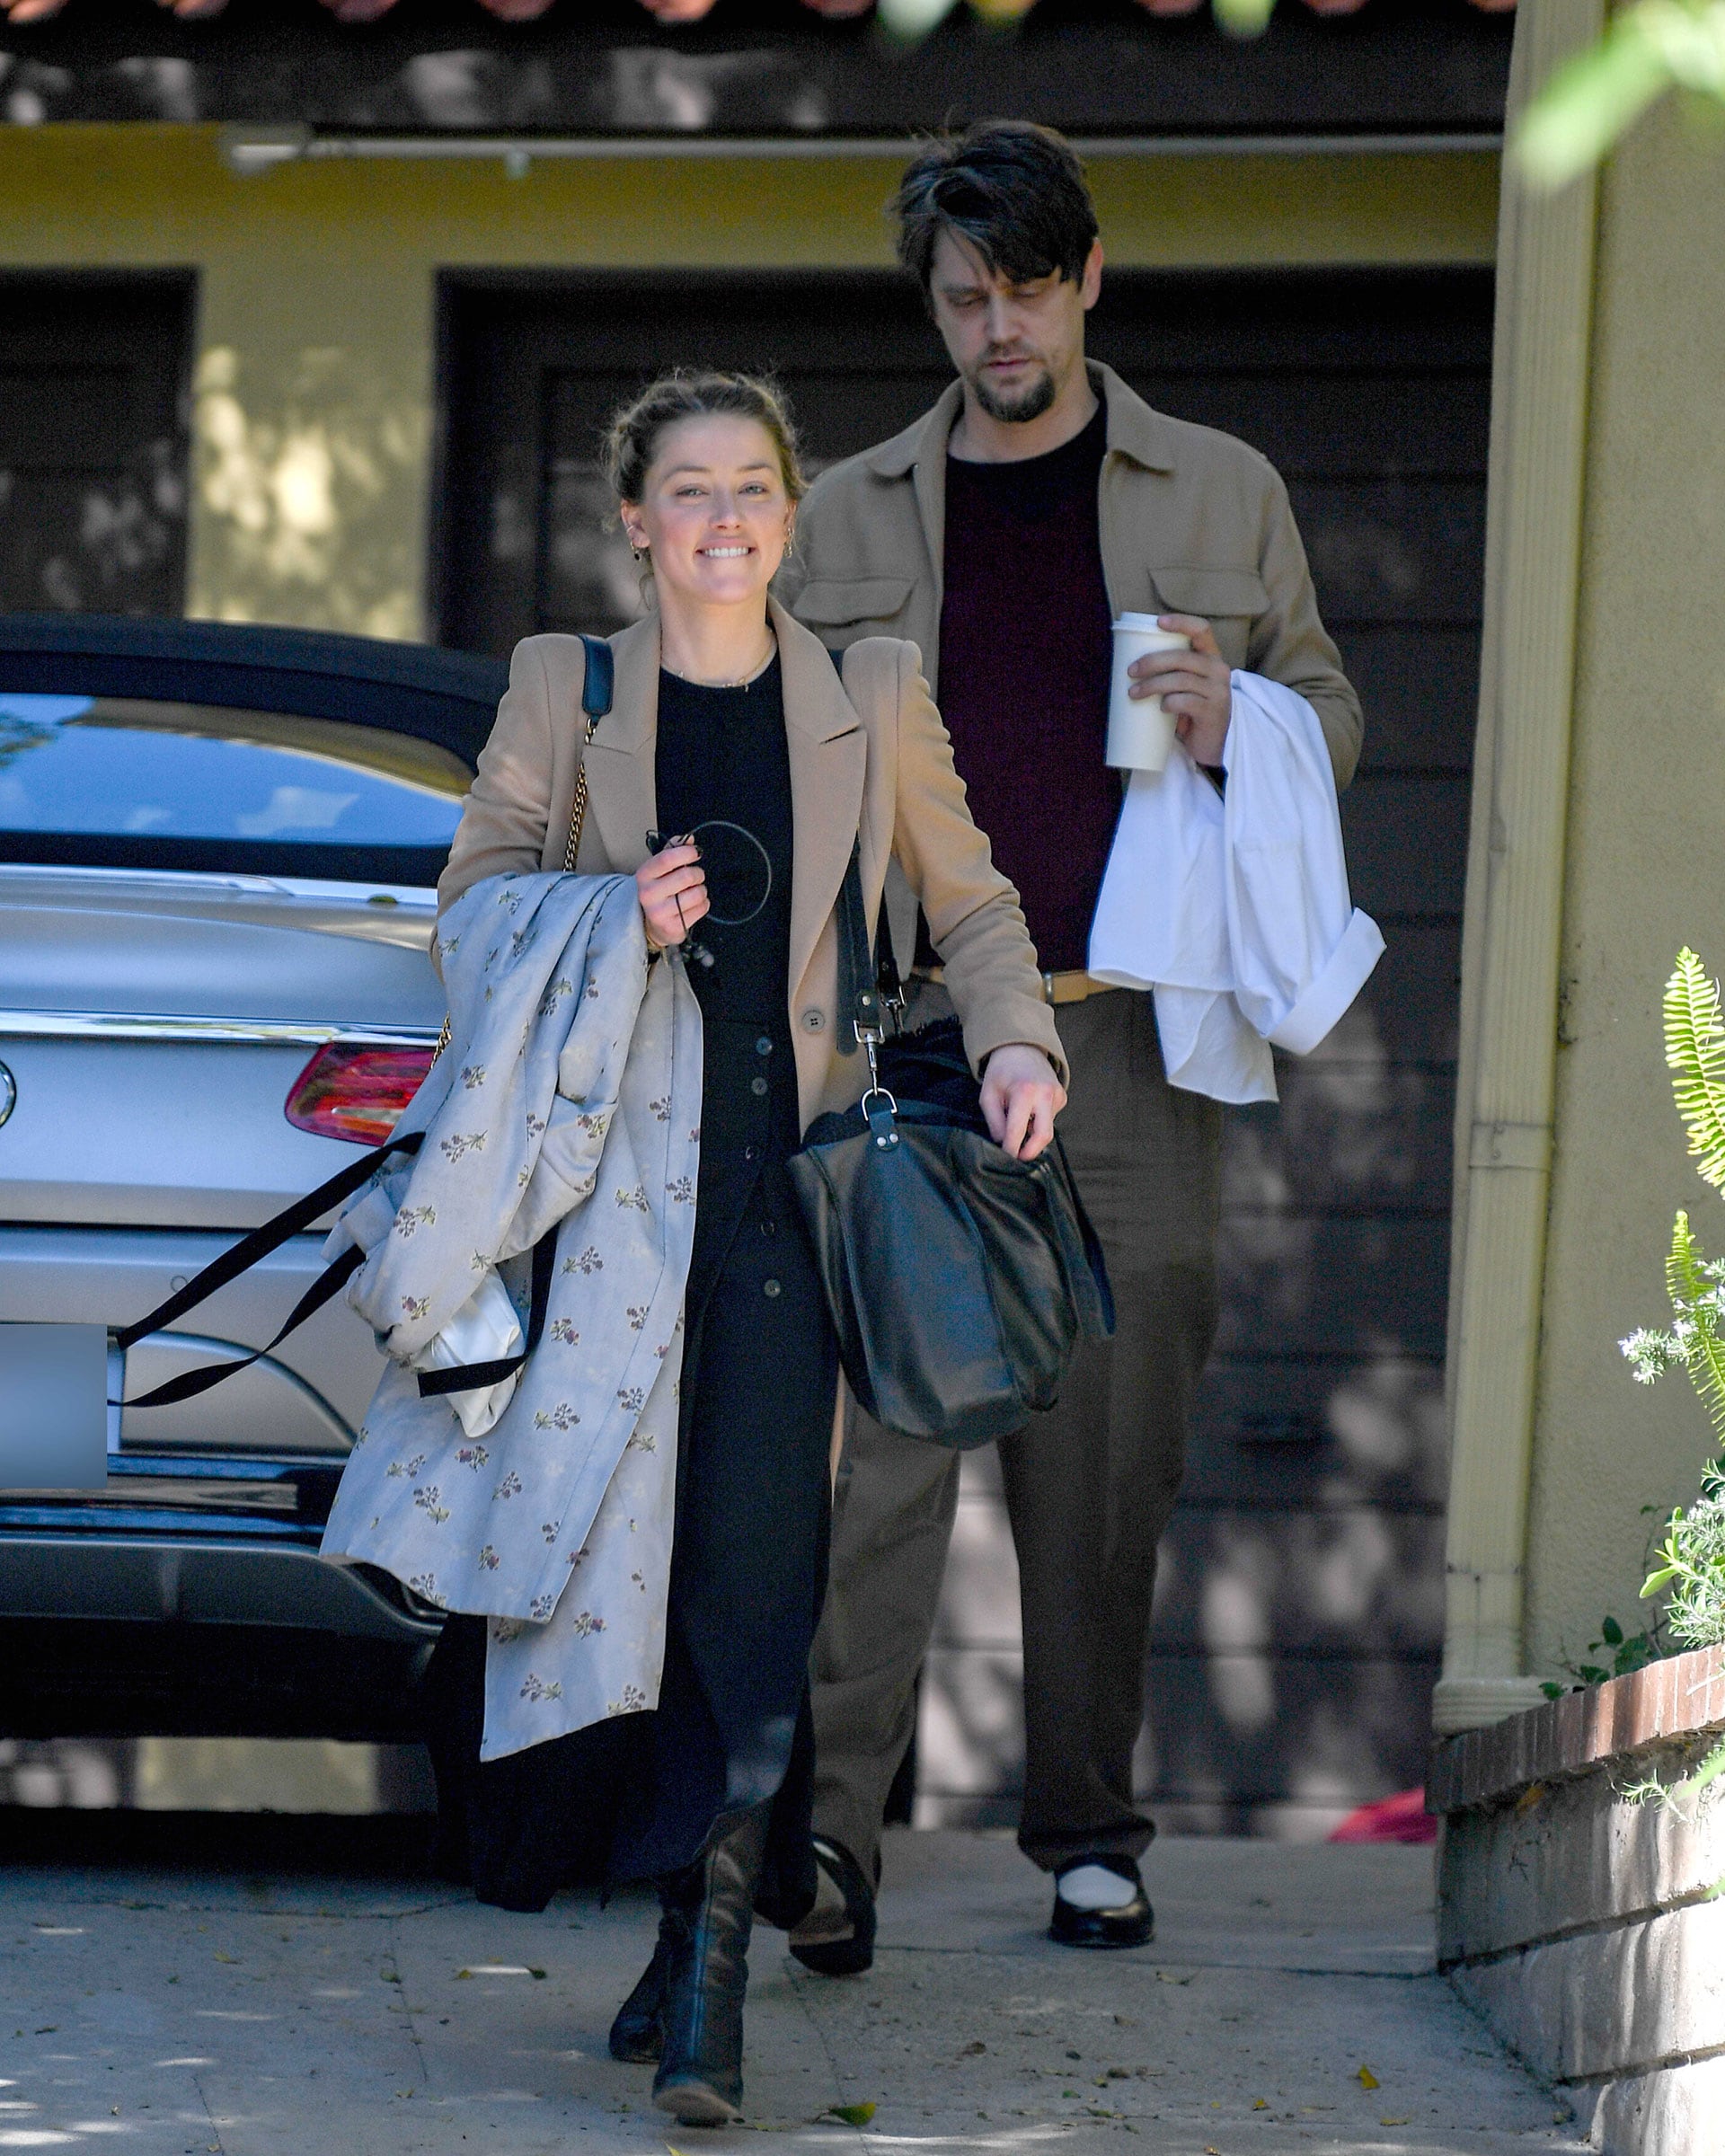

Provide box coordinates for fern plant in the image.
[1620,950,1725,1648]
[1666,946,1725,1192]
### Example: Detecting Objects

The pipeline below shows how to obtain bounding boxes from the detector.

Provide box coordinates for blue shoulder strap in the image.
[578,632,614,720]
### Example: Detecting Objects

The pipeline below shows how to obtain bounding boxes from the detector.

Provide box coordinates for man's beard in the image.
[969,358,1057,426]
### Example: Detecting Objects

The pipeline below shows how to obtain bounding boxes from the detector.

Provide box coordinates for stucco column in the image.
[1433,0,1604,1737]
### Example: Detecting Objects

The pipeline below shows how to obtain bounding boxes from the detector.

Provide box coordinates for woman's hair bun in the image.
[604,370,806,507]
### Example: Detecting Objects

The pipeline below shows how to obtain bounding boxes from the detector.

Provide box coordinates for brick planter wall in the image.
[1428,1647,1725,2153]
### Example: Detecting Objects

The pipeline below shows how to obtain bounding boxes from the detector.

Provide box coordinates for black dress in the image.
[424,655,836,1930]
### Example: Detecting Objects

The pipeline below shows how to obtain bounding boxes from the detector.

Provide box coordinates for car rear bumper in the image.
[0,1524,442,1742]
[0,1529,438,1642]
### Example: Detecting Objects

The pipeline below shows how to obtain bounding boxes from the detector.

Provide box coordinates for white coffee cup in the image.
[1107,613,1190,773]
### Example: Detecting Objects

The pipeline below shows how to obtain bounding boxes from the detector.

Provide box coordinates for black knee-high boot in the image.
[650,1802,772,2125]
[607,1906,672,2064]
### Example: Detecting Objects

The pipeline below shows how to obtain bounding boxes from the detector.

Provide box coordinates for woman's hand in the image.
[635,837,709,951]
[979,1045,1066,1162]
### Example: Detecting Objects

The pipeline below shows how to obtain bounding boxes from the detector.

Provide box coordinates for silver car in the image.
[0,614,505,1741]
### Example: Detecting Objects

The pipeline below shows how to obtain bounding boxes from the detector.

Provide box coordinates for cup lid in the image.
[1112,610,1166,632]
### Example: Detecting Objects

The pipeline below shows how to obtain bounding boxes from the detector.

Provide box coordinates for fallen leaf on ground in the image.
[957,2040,986,2056]
[212,1952,237,1965]
[821,2102,876,2126]
[1358,2065,1380,2089]
[1381,2119,1411,2128]
[1253,2097,1269,2109]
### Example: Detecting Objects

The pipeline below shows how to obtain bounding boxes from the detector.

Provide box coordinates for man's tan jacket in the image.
[780,361,1362,789]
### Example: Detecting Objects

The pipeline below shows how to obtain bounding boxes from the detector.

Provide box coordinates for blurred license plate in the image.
[0,1324,109,1492]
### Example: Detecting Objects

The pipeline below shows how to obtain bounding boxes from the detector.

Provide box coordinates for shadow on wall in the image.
[192,345,428,641]
[0,447,183,617]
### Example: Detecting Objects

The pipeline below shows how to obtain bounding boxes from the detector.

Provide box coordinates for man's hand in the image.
[979,1045,1066,1162]
[635,837,709,952]
[1128,613,1233,769]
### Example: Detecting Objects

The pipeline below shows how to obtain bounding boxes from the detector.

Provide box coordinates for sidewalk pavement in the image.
[0,1825,1587,2156]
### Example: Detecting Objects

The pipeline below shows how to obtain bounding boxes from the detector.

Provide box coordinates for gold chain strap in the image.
[562,717,596,872]
[435,714,597,1062]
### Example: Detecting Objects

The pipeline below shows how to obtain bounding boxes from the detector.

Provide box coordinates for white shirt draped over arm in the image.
[1087,671,1384,1105]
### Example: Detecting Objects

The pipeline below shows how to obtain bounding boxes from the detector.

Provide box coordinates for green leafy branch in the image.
[1641,1456,1725,1648]
[1619,954,1725,1657]
[1619,1730,1725,1857]
[1539,1610,1663,1701]
[879,0,1278,47]
[1667,946,1725,1191]
[1517,0,1725,191]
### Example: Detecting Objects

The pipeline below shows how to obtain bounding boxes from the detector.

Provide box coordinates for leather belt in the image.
[911,965,1122,1008]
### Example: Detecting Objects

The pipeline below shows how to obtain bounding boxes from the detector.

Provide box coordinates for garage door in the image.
[437,264,1491,1830]
[0,272,193,620]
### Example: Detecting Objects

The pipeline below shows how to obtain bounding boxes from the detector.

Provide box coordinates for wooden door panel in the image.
[1223,1066,1457,1215]
[1213,1215,1452,1361]
[0,276,191,619]
[1342,773,1470,917]
[1332,624,1481,771]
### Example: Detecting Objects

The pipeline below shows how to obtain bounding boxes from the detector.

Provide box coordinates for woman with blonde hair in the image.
[425,369,1065,2124]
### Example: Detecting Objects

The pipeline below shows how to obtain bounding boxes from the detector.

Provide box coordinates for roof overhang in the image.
[1,0,1512,145]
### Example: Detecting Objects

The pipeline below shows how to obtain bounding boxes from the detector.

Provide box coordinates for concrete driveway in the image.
[0,1825,1585,2155]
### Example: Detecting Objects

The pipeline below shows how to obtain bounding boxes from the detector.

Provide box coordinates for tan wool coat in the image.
[437,596,1065,1135]
[778,361,1363,790]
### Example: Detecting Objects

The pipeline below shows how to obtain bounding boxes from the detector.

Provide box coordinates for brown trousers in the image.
[808,987,1221,1878]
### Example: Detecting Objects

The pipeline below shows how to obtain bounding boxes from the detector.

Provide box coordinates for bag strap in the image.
[414,1229,557,1398]
[834,845,879,1057]
[111,1129,426,1408]
[826,644,902,1056]
[435,631,615,1061]
[564,631,614,874]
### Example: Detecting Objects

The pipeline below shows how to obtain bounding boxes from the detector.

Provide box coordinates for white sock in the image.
[1056,1863,1135,1912]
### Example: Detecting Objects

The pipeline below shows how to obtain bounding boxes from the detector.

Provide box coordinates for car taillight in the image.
[285,1043,435,1146]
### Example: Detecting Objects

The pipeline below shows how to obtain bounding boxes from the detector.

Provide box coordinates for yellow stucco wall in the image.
[0,123,1498,641]
[1523,98,1725,1674]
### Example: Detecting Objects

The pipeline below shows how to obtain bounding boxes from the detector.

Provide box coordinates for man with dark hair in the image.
[781,119,1360,1961]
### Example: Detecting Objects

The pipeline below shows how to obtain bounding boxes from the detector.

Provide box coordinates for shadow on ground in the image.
[0,1819,1586,2153]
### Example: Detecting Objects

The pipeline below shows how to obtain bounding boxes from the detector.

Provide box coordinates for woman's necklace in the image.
[662,633,776,691]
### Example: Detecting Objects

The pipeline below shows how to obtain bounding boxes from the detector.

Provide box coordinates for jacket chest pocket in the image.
[1146,566,1270,671]
[791,577,914,638]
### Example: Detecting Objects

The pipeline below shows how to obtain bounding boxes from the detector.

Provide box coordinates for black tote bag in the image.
[787,849,1113,1450]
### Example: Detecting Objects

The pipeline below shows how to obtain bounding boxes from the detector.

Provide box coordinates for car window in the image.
[0,694,468,884]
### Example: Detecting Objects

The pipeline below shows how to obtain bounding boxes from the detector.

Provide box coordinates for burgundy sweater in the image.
[937,404,1118,976]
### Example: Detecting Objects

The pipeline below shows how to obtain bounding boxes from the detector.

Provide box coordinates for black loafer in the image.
[1048,1858,1155,1948]
[788,1835,878,1976]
